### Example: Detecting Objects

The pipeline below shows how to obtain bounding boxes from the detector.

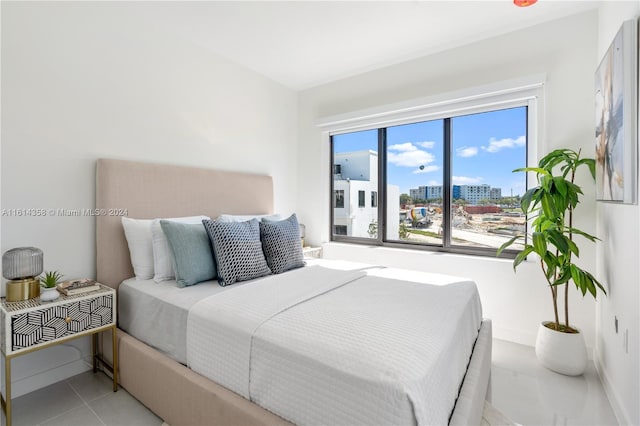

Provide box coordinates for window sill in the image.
[322,241,527,265]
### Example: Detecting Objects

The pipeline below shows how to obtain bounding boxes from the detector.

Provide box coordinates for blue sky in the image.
[333,107,527,197]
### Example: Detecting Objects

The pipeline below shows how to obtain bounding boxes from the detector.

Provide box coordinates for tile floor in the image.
[491,339,618,426]
[1,339,618,426]
[1,371,161,426]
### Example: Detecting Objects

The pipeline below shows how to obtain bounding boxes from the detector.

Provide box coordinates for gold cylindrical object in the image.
[6,277,39,302]
[29,279,40,299]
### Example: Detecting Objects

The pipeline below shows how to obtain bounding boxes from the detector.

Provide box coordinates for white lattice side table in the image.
[0,284,117,426]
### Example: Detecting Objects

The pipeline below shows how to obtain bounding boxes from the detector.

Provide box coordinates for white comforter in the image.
[186,263,482,425]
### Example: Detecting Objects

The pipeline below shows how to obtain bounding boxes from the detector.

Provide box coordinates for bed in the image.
[95,158,492,426]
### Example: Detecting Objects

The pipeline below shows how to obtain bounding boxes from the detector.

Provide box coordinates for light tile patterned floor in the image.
[491,339,618,426]
[482,400,517,426]
[2,339,618,426]
[1,371,161,426]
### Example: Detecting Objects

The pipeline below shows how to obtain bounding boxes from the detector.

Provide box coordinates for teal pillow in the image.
[160,221,216,287]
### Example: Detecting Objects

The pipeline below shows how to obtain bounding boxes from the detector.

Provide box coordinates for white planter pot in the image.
[39,287,60,302]
[535,321,587,376]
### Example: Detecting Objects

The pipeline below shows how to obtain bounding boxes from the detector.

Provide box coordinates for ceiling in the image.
[142,1,601,90]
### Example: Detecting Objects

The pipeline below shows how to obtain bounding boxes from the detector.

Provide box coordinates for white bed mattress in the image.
[118,259,372,363]
[119,278,227,363]
[120,260,482,424]
[187,262,482,425]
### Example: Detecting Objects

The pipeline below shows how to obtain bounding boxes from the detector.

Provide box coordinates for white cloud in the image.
[452,176,483,185]
[387,142,437,168]
[428,180,440,186]
[388,150,435,168]
[482,135,526,153]
[416,141,436,149]
[388,142,417,152]
[412,165,440,174]
[456,146,478,158]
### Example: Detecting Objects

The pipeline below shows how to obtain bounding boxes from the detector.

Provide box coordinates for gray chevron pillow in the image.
[259,214,305,274]
[203,218,271,286]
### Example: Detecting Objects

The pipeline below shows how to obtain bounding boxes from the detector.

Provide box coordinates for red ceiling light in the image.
[514,0,538,6]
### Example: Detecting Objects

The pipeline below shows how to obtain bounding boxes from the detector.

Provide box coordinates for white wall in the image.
[1,2,297,396]
[298,11,600,352]
[595,4,640,425]
[335,150,375,181]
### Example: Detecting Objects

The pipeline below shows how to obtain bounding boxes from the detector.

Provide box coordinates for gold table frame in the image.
[1,322,117,426]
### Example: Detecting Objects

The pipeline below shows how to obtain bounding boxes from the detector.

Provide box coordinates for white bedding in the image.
[118,259,372,363]
[119,278,218,363]
[119,277,259,363]
[187,262,482,425]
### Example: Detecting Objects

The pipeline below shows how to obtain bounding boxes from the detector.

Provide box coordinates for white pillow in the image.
[217,213,282,223]
[122,217,155,280]
[151,215,209,283]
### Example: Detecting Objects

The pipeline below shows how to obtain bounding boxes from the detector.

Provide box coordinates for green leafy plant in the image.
[367,221,378,238]
[40,270,63,288]
[399,222,410,239]
[497,148,606,333]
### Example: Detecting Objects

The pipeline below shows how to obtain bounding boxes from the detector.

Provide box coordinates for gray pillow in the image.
[259,214,305,274]
[203,219,271,286]
[160,221,216,288]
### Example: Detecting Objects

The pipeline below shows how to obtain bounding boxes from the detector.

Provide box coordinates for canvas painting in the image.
[595,20,638,203]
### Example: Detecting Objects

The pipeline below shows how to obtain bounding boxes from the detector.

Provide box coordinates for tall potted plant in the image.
[498,148,605,376]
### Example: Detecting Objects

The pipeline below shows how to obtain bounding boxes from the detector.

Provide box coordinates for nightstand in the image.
[0,284,117,426]
[303,246,322,259]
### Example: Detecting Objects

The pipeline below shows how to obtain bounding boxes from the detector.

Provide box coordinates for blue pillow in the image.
[203,219,271,286]
[259,214,305,274]
[160,221,216,288]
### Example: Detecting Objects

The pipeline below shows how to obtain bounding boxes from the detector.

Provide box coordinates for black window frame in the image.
[371,191,378,208]
[330,109,527,259]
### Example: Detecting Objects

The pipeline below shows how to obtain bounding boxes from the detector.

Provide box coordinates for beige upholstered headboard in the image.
[95,159,273,289]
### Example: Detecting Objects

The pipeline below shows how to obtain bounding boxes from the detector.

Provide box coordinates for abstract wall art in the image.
[595,19,638,204]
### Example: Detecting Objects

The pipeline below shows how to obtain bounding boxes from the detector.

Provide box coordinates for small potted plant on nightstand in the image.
[39,270,63,302]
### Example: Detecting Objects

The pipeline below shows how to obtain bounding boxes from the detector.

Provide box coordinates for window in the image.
[331,129,379,240]
[334,190,344,208]
[334,164,342,175]
[334,225,348,235]
[330,97,533,257]
[358,190,365,207]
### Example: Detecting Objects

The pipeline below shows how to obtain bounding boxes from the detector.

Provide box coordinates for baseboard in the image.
[594,349,629,426]
[492,325,536,348]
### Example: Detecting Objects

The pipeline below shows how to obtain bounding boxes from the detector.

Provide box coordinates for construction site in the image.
[399,205,526,250]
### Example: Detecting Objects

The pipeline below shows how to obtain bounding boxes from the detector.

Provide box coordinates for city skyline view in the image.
[333,106,527,200]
